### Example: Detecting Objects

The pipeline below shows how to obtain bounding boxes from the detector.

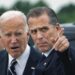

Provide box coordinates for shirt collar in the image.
[8,44,30,68]
[42,49,52,57]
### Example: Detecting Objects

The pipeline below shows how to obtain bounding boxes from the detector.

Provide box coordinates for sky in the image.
[0,0,75,12]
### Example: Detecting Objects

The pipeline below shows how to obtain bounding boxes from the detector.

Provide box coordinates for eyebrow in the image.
[30,26,49,30]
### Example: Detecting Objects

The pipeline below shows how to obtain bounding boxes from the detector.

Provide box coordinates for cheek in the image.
[46,31,53,39]
[48,31,59,45]
[21,36,28,47]
[21,38,26,45]
[49,29,57,37]
[1,38,9,47]
[46,31,56,43]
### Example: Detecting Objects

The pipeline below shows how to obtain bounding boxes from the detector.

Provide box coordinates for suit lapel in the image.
[23,47,41,75]
[0,50,8,75]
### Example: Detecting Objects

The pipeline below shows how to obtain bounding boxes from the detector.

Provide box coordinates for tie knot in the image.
[11,59,17,66]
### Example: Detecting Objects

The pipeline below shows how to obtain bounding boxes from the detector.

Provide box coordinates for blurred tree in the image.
[0,0,75,24]
[11,1,32,15]
[11,0,48,15]
[32,0,48,8]
[57,4,75,23]
[0,8,6,15]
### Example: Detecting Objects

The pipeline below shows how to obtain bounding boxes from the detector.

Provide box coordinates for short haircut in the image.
[27,7,59,25]
[0,10,28,32]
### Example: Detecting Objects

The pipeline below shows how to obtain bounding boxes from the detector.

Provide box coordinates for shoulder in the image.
[58,47,75,75]
[68,46,75,63]
[61,46,75,69]
[68,46,75,54]
[0,49,8,60]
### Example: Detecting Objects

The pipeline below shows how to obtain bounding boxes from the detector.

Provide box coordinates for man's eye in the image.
[41,27,49,32]
[5,33,11,37]
[31,30,37,34]
[15,32,22,36]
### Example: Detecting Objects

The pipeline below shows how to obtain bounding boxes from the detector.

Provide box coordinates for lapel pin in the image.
[31,67,35,70]
[43,62,47,66]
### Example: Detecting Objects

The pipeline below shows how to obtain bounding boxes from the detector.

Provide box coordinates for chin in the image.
[12,53,21,58]
[39,48,48,53]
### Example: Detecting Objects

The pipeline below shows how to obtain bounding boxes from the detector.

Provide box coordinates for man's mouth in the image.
[11,46,19,50]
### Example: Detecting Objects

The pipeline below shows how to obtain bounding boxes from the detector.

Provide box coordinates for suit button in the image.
[43,62,47,66]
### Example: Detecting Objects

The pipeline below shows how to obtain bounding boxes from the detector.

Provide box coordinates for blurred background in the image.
[0,0,75,23]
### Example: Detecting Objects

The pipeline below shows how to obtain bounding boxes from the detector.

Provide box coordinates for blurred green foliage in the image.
[57,4,75,23]
[0,0,75,23]
[11,1,32,15]
[0,8,6,15]
[9,0,48,15]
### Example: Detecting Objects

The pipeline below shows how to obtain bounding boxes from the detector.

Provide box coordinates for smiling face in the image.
[28,13,61,52]
[0,16,29,58]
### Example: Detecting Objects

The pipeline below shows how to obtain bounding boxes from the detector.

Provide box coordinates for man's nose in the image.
[11,35,17,43]
[37,31,43,39]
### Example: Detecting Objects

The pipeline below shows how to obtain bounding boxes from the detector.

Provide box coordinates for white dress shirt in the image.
[8,44,30,75]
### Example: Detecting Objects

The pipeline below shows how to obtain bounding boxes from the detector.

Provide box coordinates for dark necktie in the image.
[41,54,46,61]
[8,59,17,75]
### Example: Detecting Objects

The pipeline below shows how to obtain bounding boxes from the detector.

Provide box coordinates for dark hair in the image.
[27,7,59,25]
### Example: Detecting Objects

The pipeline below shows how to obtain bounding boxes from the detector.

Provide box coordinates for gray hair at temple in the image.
[0,10,28,32]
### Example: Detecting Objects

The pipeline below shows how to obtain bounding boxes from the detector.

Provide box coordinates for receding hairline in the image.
[0,10,29,32]
[0,10,26,22]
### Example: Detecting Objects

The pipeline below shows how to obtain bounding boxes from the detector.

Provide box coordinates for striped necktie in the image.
[8,59,17,75]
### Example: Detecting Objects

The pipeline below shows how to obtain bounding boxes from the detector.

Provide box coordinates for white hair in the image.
[0,10,28,32]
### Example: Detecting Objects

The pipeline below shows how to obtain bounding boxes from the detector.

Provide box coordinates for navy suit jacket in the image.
[0,47,41,75]
[33,47,75,75]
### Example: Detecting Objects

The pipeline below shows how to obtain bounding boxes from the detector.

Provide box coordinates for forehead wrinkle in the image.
[0,17,25,33]
[29,25,48,30]
[1,16,24,25]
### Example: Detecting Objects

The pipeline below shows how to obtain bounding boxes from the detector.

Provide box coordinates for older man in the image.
[0,10,41,75]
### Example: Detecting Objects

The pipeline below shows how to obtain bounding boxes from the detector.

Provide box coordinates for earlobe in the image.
[56,24,61,31]
[56,26,60,30]
[55,23,64,36]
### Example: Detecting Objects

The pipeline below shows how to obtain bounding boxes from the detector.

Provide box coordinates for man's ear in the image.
[55,23,64,36]
[55,23,61,30]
